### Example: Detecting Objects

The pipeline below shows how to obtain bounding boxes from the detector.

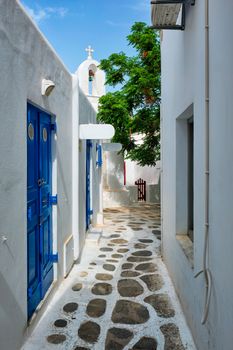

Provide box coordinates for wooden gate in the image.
[135,178,146,201]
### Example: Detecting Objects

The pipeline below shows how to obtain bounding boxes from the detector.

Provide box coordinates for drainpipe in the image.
[195,0,212,325]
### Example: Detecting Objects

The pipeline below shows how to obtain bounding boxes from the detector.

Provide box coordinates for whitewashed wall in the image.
[78,89,100,248]
[125,159,160,185]
[0,1,75,349]
[161,1,233,349]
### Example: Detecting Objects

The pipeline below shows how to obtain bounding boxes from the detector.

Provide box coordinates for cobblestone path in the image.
[22,204,196,350]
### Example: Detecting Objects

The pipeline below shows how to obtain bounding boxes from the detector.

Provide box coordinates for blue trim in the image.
[96,144,103,167]
[86,140,92,230]
[49,253,58,263]
[49,194,57,205]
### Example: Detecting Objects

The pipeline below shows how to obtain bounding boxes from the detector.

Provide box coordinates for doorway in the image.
[27,103,55,319]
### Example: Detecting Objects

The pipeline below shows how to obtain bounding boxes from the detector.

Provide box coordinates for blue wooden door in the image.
[27,104,53,318]
[39,112,53,298]
[27,105,41,318]
[86,140,92,229]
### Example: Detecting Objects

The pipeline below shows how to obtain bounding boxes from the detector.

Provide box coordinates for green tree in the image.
[97,22,160,166]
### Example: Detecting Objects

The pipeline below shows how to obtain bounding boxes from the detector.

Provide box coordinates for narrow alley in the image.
[22,204,195,350]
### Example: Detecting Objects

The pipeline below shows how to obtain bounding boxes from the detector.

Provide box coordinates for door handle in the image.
[42,197,48,205]
[38,178,46,186]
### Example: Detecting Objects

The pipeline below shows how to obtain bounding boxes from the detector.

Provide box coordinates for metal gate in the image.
[27,103,56,319]
[135,178,147,201]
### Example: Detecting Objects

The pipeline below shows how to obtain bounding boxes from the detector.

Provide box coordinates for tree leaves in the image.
[97,22,160,166]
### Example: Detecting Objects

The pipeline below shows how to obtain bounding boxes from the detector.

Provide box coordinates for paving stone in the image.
[112,253,123,259]
[160,323,185,350]
[131,227,143,231]
[91,282,113,295]
[105,327,133,350]
[54,319,67,328]
[130,336,157,350]
[144,294,175,318]
[90,262,97,266]
[100,247,113,252]
[98,254,106,258]
[110,239,128,244]
[138,239,153,243]
[73,347,90,350]
[132,250,152,257]
[134,243,148,249]
[118,279,144,297]
[117,248,129,253]
[86,298,106,317]
[127,256,152,263]
[122,263,134,270]
[108,244,115,247]
[112,300,149,324]
[110,234,121,238]
[106,259,118,263]
[95,273,113,281]
[140,274,164,292]
[80,271,88,277]
[72,283,82,292]
[103,263,116,271]
[63,302,78,313]
[135,262,157,273]
[47,334,66,344]
[152,230,161,234]
[121,270,141,278]
[78,321,100,343]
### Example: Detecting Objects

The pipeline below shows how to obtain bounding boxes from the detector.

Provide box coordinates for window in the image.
[187,117,194,241]
[176,105,194,266]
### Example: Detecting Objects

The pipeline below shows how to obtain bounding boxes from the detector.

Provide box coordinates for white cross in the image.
[85,45,94,59]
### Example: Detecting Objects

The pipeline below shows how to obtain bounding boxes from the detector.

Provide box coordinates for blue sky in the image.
[21,0,151,73]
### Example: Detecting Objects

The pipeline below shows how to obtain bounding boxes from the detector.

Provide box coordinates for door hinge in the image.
[88,209,93,215]
[51,121,57,133]
[49,253,58,263]
[27,207,32,221]
[49,194,58,206]
[27,287,33,299]
[87,140,93,148]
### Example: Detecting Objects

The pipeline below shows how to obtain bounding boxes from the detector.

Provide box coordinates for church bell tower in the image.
[76,46,106,112]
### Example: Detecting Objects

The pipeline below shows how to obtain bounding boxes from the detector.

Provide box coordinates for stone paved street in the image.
[22,204,196,350]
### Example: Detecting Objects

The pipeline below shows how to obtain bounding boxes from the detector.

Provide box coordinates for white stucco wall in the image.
[125,159,160,185]
[0,2,75,349]
[78,89,101,248]
[161,1,233,349]
[104,152,124,190]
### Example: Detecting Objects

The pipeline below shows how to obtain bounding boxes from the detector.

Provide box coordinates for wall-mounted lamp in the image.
[41,79,55,96]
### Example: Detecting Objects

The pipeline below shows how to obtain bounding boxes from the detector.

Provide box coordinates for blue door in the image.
[27,104,54,319]
[86,140,92,229]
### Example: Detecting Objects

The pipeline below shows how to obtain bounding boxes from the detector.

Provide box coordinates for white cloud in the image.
[23,4,68,24]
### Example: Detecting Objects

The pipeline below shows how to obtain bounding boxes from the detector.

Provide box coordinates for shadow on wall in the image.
[105,158,124,190]
[0,272,26,350]
[57,145,70,205]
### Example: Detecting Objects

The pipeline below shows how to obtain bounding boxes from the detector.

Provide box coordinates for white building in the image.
[152,0,233,349]
[0,2,111,349]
